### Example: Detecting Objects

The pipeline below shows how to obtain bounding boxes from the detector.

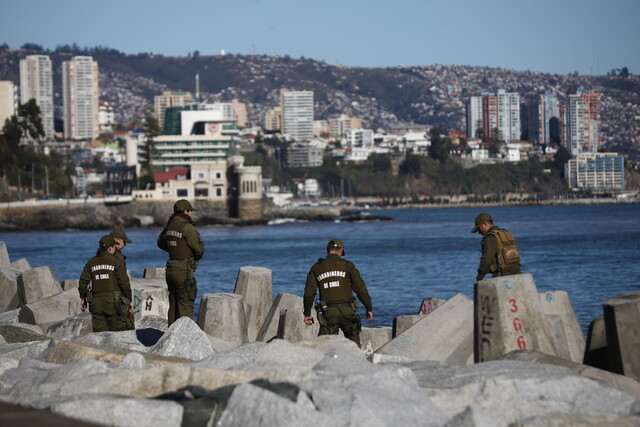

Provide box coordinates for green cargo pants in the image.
[166,260,197,326]
[317,305,362,348]
[89,291,131,332]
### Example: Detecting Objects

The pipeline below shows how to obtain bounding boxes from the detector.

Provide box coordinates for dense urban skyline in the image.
[1,0,639,76]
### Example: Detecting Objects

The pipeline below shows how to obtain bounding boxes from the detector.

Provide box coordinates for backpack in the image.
[487,228,520,273]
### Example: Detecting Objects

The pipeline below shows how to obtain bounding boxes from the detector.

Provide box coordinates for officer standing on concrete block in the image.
[157,199,205,325]
[110,228,135,330]
[471,212,521,281]
[78,235,133,332]
[303,239,373,348]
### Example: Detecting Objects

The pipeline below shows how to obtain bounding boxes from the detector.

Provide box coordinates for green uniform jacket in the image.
[303,254,372,317]
[477,225,521,280]
[157,214,205,261]
[78,251,132,303]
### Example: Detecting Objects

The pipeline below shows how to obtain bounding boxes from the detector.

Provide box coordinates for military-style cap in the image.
[174,199,196,212]
[110,229,132,243]
[99,234,118,248]
[327,238,345,255]
[471,213,493,233]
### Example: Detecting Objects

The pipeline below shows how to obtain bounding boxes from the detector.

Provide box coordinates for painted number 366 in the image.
[508,299,526,349]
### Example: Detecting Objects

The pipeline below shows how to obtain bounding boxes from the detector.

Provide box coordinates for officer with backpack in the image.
[471,213,521,281]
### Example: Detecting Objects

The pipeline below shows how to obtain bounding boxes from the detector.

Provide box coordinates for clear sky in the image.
[1,0,638,76]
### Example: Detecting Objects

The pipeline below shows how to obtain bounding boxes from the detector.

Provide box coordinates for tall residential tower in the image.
[19,55,54,140]
[62,56,99,140]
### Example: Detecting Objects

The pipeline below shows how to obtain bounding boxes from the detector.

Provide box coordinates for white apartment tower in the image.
[567,90,601,155]
[280,89,314,142]
[0,81,17,131]
[62,56,99,140]
[19,55,54,140]
[496,89,520,143]
[466,96,483,138]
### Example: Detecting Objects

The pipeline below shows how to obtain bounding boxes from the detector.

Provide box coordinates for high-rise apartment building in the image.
[280,89,314,142]
[529,91,562,145]
[482,95,498,139]
[466,96,483,138]
[496,89,520,143]
[264,107,282,132]
[0,81,17,132]
[62,56,99,140]
[231,99,248,128]
[19,55,54,140]
[329,114,353,139]
[567,89,601,155]
[154,91,195,131]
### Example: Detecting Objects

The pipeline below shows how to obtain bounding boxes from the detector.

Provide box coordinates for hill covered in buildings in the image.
[1,43,639,160]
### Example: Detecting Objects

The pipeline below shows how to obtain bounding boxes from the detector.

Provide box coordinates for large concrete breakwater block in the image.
[474,274,557,362]
[233,266,272,341]
[277,306,320,343]
[361,326,392,356]
[130,278,169,322]
[604,291,640,380]
[376,293,473,365]
[256,292,300,342]
[197,293,249,346]
[0,268,19,313]
[0,241,10,269]
[18,288,82,329]
[17,266,63,306]
[539,290,585,363]
[143,268,166,280]
[583,316,608,370]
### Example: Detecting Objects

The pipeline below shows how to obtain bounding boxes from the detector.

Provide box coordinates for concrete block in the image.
[0,323,47,343]
[197,293,249,346]
[10,258,31,273]
[130,278,170,323]
[0,241,10,269]
[539,290,585,363]
[143,268,166,279]
[583,316,608,370]
[0,268,19,313]
[376,293,473,365]
[18,288,82,329]
[0,308,20,325]
[603,291,640,380]
[256,292,301,342]
[45,312,93,339]
[361,326,392,357]
[544,314,571,360]
[233,266,273,341]
[276,306,320,343]
[474,274,557,363]
[418,297,446,314]
[17,266,63,306]
[393,314,424,337]
[61,279,79,291]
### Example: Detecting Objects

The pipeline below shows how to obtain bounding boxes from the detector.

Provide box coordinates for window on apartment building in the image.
[215,172,221,179]
[216,188,222,197]
[195,188,208,197]
[177,189,188,197]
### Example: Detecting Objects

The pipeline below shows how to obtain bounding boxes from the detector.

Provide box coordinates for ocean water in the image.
[2,203,639,334]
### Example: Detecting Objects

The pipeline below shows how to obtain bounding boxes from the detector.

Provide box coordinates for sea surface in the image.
[2,203,639,334]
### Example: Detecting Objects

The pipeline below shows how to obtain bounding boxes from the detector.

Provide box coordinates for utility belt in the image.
[326,301,353,308]
[169,257,194,263]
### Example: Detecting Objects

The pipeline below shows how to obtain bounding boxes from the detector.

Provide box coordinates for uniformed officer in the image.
[157,199,205,325]
[472,212,521,281]
[109,228,135,330]
[78,235,133,332]
[303,239,373,348]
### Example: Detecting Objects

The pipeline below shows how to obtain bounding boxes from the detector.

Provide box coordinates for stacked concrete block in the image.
[45,312,93,339]
[256,292,302,342]
[583,316,608,370]
[11,258,31,273]
[17,266,63,306]
[143,268,166,280]
[61,280,80,291]
[474,274,557,363]
[233,266,273,341]
[0,241,10,269]
[603,291,640,380]
[130,278,170,322]
[276,306,320,343]
[18,288,83,329]
[197,293,249,346]
[361,326,393,356]
[393,314,424,338]
[418,297,446,315]
[376,293,473,366]
[0,269,19,313]
[539,290,585,363]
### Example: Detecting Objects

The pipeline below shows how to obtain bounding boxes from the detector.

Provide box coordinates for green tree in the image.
[399,154,422,178]
[428,128,450,164]
[370,153,391,173]
[142,115,160,170]
[18,99,45,142]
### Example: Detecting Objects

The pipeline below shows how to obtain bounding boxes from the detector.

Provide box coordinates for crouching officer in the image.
[78,235,133,332]
[157,199,205,326]
[303,239,373,348]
